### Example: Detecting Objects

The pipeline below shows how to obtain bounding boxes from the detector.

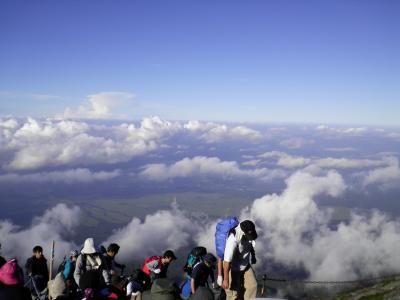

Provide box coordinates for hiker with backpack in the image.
[73,238,111,294]
[25,245,49,293]
[180,246,215,299]
[0,259,31,300]
[190,253,217,294]
[215,218,258,300]
[142,250,177,283]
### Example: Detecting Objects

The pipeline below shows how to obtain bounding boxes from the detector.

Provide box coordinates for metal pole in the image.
[261,274,267,296]
[48,240,55,300]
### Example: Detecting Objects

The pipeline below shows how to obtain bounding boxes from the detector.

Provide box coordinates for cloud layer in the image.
[2,170,400,282]
[140,156,286,182]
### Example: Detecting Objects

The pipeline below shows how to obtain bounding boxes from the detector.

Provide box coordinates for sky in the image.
[0,0,399,125]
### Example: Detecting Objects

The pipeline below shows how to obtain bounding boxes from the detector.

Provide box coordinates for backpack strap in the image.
[81,254,87,274]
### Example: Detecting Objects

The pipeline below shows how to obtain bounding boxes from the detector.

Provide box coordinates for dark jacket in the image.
[25,256,49,281]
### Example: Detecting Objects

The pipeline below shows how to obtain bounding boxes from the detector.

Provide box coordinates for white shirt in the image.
[223,228,255,271]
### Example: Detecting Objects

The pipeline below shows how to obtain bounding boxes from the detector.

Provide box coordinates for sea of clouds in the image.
[1,105,400,281]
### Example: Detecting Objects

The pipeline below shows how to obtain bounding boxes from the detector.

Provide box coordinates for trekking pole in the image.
[49,240,55,300]
[261,274,267,296]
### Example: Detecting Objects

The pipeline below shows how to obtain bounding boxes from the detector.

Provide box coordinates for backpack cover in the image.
[215,217,239,259]
[183,246,207,276]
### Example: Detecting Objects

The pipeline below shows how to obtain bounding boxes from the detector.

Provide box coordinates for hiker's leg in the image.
[243,268,257,300]
[225,270,238,300]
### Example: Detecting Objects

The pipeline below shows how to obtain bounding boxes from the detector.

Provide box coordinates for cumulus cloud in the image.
[0,168,120,184]
[2,117,180,171]
[184,121,262,143]
[104,203,199,262]
[362,157,400,189]
[0,204,80,263]
[63,92,135,119]
[237,170,400,280]
[259,151,387,170]
[139,156,286,181]
[2,170,400,282]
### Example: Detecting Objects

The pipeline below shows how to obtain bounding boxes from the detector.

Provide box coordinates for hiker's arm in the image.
[191,278,196,294]
[217,258,223,277]
[222,261,231,289]
[25,258,33,276]
[73,256,82,286]
[221,235,235,289]
[114,260,125,270]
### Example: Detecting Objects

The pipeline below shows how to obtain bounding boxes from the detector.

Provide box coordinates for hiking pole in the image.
[49,240,55,300]
[261,274,267,296]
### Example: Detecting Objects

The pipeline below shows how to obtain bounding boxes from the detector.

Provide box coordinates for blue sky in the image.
[0,0,399,125]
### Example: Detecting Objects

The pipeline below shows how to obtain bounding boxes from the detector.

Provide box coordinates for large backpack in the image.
[142,255,162,275]
[215,217,239,259]
[183,246,207,277]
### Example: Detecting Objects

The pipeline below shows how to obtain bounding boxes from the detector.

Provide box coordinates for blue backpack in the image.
[215,217,239,259]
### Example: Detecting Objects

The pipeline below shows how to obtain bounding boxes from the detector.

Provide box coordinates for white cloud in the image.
[140,156,286,181]
[0,168,120,184]
[104,203,198,262]
[280,137,314,149]
[315,125,369,136]
[362,157,400,189]
[259,151,387,170]
[235,170,400,280]
[2,117,180,171]
[184,121,262,143]
[63,92,135,119]
[0,204,80,263]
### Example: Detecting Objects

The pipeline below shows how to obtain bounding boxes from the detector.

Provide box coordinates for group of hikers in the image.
[0,217,259,300]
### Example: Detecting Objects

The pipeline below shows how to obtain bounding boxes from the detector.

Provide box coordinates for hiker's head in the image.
[32,246,43,259]
[107,243,120,257]
[162,250,177,264]
[81,238,97,255]
[70,250,79,261]
[240,220,258,241]
[203,253,217,268]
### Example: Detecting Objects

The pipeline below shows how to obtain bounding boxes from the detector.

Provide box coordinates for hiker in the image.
[216,219,258,300]
[104,243,126,279]
[0,259,31,300]
[62,250,79,296]
[25,245,49,292]
[73,238,110,292]
[125,269,150,300]
[142,250,177,282]
[180,247,214,299]
[191,253,217,294]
